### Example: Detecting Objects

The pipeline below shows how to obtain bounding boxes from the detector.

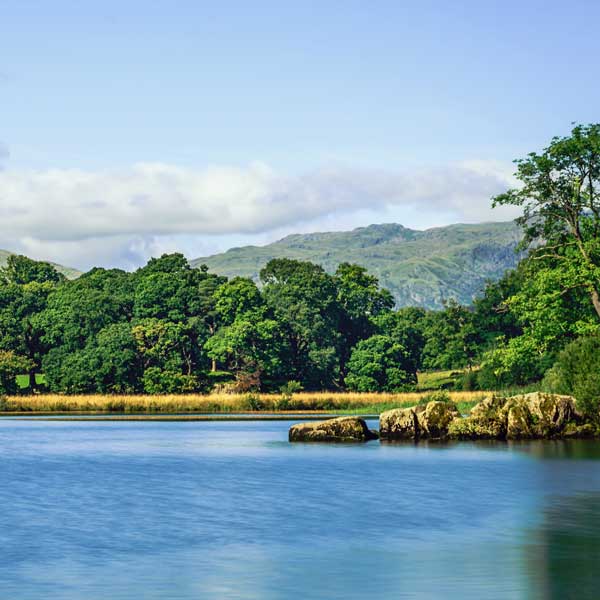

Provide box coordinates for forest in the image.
[1,124,599,414]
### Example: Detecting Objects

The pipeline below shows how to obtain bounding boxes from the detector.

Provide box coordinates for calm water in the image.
[1,419,600,599]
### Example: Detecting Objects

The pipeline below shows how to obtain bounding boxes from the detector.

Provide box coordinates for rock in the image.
[563,422,596,438]
[521,392,577,434]
[505,401,534,439]
[448,395,507,440]
[448,415,506,440]
[420,401,460,439]
[470,395,506,419]
[379,407,420,440]
[288,416,379,443]
[380,401,459,440]
[450,392,581,440]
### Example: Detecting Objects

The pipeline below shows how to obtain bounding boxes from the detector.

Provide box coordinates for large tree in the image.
[493,123,600,319]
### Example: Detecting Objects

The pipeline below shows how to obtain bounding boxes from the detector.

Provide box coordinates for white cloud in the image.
[0,160,521,270]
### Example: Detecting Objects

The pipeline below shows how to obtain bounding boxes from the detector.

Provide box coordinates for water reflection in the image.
[525,493,600,599]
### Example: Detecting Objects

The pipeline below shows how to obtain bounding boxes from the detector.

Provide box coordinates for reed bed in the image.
[1,390,488,415]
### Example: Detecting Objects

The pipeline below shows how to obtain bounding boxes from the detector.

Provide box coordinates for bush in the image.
[418,390,451,406]
[456,370,479,391]
[278,380,303,409]
[244,393,265,411]
[142,367,199,394]
[542,336,600,418]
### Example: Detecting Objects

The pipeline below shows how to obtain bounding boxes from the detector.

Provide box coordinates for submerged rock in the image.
[380,401,459,440]
[288,416,379,443]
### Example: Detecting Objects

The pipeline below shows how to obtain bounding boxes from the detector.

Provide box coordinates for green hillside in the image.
[0,249,81,279]
[192,221,523,309]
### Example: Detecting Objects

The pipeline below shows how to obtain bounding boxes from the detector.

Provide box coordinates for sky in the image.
[2,0,600,270]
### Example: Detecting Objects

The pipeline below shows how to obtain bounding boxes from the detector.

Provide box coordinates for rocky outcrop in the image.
[448,392,585,440]
[380,401,460,441]
[289,416,379,443]
[379,407,420,440]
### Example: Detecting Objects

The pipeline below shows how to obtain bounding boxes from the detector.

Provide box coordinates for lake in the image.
[1,418,600,599]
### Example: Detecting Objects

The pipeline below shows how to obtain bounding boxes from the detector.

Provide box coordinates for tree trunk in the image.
[28,369,36,392]
[592,288,600,320]
[211,359,217,372]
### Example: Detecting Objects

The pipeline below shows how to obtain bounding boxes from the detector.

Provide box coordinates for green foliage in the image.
[243,392,265,411]
[0,351,34,395]
[142,367,200,394]
[345,334,416,392]
[421,300,481,370]
[0,254,65,285]
[417,390,451,405]
[260,258,342,389]
[484,123,600,386]
[278,380,303,409]
[543,336,600,417]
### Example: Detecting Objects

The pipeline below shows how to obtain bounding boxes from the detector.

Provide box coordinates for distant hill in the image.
[0,249,82,280]
[192,221,524,309]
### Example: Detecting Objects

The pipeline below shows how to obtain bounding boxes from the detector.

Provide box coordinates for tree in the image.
[421,301,480,370]
[373,308,427,375]
[493,123,600,319]
[334,263,394,376]
[260,259,341,389]
[543,335,600,417]
[0,255,64,285]
[0,258,65,391]
[0,351,33,395]
[43,323,142,394]
[345,334,415,392]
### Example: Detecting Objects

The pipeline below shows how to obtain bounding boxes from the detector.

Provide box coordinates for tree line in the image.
[1,123,599,399]
[0,251,497,395]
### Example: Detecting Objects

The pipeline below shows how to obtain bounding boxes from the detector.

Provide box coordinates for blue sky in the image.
[1,0,600,269]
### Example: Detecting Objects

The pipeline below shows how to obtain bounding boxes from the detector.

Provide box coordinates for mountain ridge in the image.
[191,221,524,309]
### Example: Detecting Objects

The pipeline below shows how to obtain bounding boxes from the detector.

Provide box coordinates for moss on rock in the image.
[289,416,379,443]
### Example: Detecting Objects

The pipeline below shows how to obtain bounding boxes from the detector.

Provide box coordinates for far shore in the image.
[0,390,486,416]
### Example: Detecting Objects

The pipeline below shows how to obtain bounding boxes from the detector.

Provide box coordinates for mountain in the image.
[192,221,524,309]
[0,249,82,280]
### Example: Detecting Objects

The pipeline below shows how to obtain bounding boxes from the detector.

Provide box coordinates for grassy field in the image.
[416,369,464,391]
[0,390,488,415]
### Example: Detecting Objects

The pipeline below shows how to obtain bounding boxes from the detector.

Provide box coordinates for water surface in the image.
[1,419,599,599]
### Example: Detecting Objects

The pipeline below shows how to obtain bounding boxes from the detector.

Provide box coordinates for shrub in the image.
[418,390,451,406]
[278,380,303,409]
[244,393,265,411]
[142,367,199,394]
[456,370,479,391]
[542,336,600,418]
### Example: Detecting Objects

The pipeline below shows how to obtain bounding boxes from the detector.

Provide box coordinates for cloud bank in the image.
[0,160,520,270]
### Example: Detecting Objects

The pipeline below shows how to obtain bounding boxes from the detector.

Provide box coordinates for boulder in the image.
[449,392,581,440]
[379,407,420,440]
[380,401,459,440]
[520,392,577,435]
[420,401,460,439]
[288,416,379,443]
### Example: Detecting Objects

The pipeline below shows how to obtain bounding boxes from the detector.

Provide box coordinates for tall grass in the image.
[1,390,489,414]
